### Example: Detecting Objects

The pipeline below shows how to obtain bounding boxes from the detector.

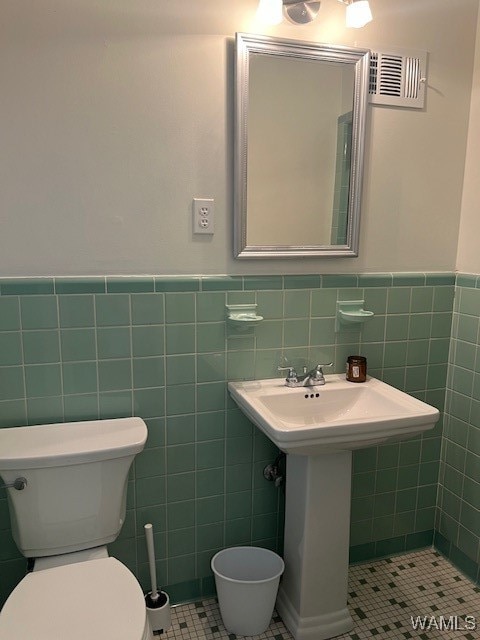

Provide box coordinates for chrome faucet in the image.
[278,363,333,388]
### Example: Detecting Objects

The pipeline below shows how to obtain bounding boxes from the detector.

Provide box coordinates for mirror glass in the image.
[234,33,370,258]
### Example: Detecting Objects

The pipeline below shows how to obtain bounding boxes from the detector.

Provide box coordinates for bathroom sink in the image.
[229,374,439,639]
[228,374,439,454]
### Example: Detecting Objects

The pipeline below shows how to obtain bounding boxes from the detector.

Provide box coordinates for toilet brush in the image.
[144,523,171,633]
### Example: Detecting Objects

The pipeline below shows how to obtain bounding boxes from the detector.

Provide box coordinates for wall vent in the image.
[369,48,427,109]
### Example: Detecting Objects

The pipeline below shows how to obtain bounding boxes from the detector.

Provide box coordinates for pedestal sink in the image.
[228,375,439,640]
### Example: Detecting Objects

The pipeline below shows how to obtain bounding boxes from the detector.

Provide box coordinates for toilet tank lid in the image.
[0,417,147,470]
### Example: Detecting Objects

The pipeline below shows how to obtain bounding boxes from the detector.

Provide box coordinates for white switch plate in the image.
[193,198,215,235]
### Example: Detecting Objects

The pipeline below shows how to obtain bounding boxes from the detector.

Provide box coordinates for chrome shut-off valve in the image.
[263,453,286,488]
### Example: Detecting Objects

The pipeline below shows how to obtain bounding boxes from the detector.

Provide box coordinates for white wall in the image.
[0,0,478,276]
[457,6,480,274]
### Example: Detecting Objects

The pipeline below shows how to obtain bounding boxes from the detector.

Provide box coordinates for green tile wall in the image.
[436,275,480,584]
[0,273,453,606]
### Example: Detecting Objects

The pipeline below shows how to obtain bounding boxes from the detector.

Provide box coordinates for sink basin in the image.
[228,374,439,454]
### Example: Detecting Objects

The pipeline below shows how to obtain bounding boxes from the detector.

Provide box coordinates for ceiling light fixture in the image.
[342,0,373,28]
[256,0,321,25]
[283,1,321,25]
[256,0,284,25]
[256,0,373,27]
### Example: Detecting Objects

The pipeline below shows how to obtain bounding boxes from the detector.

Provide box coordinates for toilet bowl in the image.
[0,417,151,640]
[0,557,151,640]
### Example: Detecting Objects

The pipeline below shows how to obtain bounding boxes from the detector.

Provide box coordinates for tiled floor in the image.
[161,549,480,639]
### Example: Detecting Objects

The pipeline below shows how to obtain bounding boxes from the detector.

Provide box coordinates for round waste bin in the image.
[211,546,285,636]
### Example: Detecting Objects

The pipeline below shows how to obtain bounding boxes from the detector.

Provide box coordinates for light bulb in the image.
[257,0,284,25]
[346,0,372,28]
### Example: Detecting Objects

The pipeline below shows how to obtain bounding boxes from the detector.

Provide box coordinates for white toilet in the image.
[0,417,153,640]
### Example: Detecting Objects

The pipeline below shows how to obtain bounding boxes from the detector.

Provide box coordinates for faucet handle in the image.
[314,362,333,373]
[308,362,333,383]
[277,366,298,386]
[278,365,297,376]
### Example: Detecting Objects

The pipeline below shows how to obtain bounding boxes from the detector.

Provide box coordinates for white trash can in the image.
[211,546,285,636]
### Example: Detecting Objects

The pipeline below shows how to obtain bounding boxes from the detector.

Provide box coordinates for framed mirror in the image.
[234,33,370,258]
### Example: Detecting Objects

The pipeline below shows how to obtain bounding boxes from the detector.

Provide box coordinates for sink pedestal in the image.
[276,451,354,640]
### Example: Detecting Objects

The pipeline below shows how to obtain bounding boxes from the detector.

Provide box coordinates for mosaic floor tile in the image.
[160,549,479,640]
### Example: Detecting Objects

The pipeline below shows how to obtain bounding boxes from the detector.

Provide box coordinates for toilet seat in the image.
[0,557,151,640]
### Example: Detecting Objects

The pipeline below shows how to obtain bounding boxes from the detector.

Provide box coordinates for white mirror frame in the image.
[234,33,370,259]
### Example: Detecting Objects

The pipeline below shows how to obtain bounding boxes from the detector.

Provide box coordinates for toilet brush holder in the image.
[144,523,171,633]
[145,590,171,633]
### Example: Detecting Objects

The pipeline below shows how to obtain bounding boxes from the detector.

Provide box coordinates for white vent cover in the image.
[369,48,427,108]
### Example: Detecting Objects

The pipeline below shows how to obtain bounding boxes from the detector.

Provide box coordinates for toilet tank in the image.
[0,417,147,558]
